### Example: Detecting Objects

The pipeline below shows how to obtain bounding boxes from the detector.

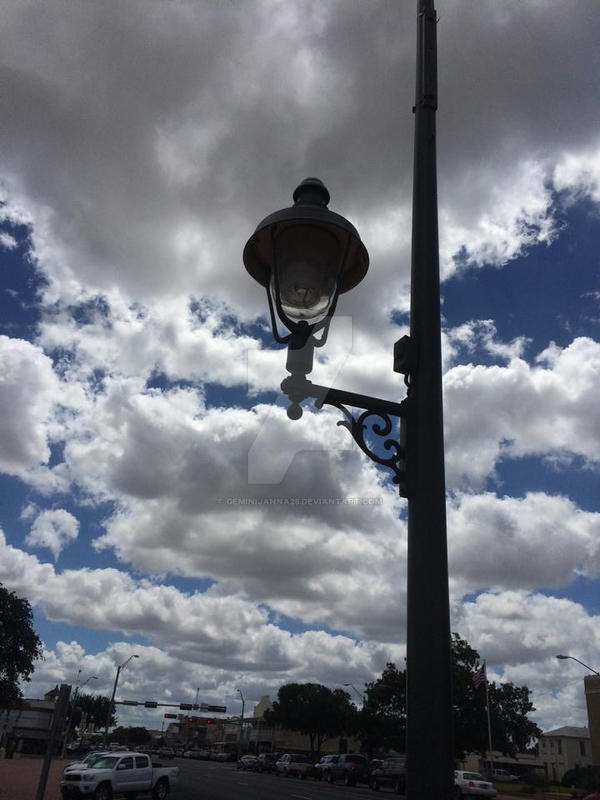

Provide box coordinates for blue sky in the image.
[1,0,599,736]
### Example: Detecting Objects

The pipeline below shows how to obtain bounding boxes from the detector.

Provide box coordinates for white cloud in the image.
[25,508,79,561]
[444,337,600,488]
[0,531,399,696]
[448,492,600,595]
[0,336,59,475]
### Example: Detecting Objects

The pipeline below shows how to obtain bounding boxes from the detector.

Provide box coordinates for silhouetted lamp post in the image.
[556,654,600,676]
[243,2,451,797]
[103,654,139,746]
[236,688,245,759]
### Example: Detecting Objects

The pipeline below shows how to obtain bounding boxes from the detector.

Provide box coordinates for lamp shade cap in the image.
[243,179,369,296]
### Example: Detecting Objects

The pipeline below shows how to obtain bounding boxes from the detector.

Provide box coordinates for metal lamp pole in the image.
[236,688,245,760]
[103,654,139,747]
[556,655,600,676]
[406,1,453,798]
[61,674,98,757]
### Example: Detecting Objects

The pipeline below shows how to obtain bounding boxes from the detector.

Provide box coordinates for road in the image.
[171,760,525,800]
[172,760,381,800]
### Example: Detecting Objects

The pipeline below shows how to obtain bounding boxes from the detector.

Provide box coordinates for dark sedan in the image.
[253,753,280,773]
[369,756,406,793]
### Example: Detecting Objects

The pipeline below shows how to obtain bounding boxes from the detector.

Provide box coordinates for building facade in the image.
[0,696,56,756]
[538,726,592,782]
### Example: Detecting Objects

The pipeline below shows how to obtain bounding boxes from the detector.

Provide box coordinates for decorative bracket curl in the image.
[280,374,408,487]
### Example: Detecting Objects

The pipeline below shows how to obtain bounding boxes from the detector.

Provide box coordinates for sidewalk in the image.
[0,757,68,800]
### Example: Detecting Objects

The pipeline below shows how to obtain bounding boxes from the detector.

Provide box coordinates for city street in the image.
[173,760,379,800]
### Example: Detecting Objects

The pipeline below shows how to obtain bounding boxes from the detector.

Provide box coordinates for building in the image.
[585,675,600,766]
[0,692,58,757]
[459,750,544,780]
[538,726,592,782]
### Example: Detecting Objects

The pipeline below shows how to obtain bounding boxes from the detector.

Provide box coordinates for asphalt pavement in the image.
[173,760,379,800]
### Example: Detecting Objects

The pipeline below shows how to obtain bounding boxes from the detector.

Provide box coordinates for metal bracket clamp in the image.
[280,374,412,493]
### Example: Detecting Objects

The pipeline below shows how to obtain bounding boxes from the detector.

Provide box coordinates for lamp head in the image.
[243,178,369,330]
[556,654,568,660]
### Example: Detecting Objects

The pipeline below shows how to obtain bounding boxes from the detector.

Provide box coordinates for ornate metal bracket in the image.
[280,374,409,490]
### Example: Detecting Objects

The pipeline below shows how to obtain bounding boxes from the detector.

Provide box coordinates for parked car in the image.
[275,753,313,779]
[253,753,279,773]
[159,747,175,759]
[210,751,235,761]
[369,756,406,793]
[491,768,519,783]
[326,753,370,786]
[313,754,339,780]
[237,755,257,770]
[454,770,497,798]
[367,758,384,777]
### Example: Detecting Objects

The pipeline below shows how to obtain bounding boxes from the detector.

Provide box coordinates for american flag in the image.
[472,664,486,689]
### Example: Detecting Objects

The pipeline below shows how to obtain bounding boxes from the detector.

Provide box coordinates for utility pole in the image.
[35,684,71,800]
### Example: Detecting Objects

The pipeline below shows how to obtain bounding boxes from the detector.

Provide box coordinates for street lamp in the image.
[61,674,98,757]
[556,655,600,675]
[236,688,245,760]
[243,3,452,798]
[103,654,139,746]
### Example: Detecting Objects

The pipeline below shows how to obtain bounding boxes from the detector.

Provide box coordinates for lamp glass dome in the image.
[271,224,340,322]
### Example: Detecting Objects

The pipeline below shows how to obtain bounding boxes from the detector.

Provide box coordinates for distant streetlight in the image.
[103,654,139,746]
[236,688,245,760]
[79,675,99,691]
[61,674,98,757]
[556,654,600,675]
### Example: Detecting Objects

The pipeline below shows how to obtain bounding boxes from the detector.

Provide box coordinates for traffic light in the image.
[179,703,193,710]
[164,713,177,719]
[144,701,158,708]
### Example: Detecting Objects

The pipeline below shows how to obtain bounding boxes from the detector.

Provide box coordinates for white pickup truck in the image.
[60,751,179,800]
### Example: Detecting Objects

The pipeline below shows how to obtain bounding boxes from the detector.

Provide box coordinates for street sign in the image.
[122,700,139,706]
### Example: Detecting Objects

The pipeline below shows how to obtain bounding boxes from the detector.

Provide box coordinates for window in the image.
[135,756,149,768]
[580,741,586,756]
[557,740,562,755]
[119,757,134,770]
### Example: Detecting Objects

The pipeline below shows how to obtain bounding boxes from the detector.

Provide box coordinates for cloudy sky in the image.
[1,0,599,737]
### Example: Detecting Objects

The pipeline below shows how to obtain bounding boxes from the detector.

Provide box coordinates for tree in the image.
[359,662,406,755]
[109,726,151,746]
[264,683,355,758]
[73,692,117,731]
[451,632,541,758]
[357,634,541,761]
[0,583,43,710]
